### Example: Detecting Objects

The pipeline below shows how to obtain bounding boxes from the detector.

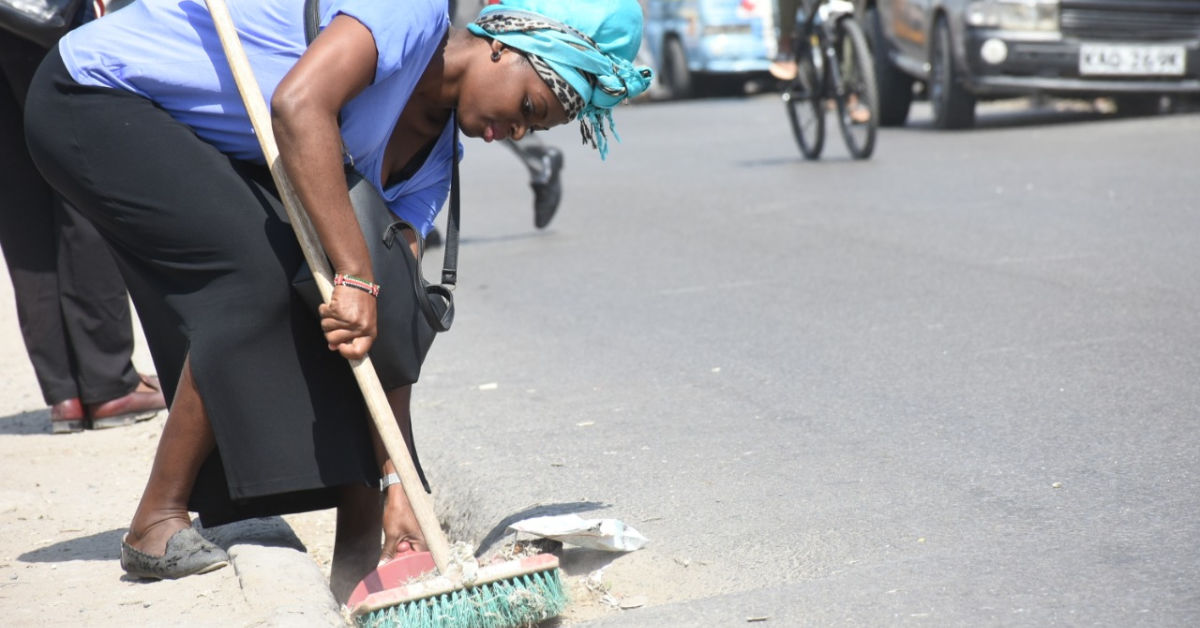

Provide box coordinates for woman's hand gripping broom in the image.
[203,1,567,625]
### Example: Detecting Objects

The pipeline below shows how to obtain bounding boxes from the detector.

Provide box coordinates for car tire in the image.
[929,18,975,129]
[866,6,913,127]
[662,37,693,99]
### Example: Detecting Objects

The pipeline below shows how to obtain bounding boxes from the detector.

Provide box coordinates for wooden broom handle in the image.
[204,0,452,573]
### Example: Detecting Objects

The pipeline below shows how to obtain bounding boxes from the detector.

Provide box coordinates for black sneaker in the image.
[425,227,442,248]
[526,146,564,229]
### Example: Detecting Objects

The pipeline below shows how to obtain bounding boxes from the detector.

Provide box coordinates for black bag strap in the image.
[303,0,319,45]
[442,128,460,286]
[303,0,460,294]
[408,130,459,333]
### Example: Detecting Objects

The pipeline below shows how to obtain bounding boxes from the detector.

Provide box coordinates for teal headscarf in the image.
[466,0,653,159]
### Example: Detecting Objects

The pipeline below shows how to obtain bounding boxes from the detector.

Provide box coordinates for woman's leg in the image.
[329,385,425,604]
[378,385,427,560]
[330,484,382,604]
[124,356,215,556]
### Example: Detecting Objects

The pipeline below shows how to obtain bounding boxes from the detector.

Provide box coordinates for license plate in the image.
[1079,44,1186,76]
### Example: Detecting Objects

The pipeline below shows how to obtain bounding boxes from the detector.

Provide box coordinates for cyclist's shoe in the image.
[845,94,872,123]
[769,59,797,81]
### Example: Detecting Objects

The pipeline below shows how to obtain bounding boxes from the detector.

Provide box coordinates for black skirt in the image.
[25,48,404,526]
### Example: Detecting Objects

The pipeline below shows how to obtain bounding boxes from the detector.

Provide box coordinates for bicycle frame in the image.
[792,0,857,102]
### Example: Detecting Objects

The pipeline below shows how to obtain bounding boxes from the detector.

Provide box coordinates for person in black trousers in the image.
[0,28,165,433]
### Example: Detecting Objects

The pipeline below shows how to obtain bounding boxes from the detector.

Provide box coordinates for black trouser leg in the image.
[0,36,75,404]
[0,33,137,405]
[55,196,139,404]
[504,134,548,178]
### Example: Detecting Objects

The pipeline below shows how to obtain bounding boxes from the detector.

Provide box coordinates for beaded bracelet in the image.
[333,273,381,297]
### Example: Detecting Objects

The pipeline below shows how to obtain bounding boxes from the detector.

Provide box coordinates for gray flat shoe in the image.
[121,527,229,580]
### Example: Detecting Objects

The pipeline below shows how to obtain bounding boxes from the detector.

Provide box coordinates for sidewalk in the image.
[0,273,343,626]
[0,264,653,626]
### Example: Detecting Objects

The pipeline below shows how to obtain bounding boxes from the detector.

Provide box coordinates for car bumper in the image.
[963,30,1200,96]
[693,58,773,74]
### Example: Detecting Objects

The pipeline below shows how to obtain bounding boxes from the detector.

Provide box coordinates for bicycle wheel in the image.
[831,16,879,159]
[783,40,824,160]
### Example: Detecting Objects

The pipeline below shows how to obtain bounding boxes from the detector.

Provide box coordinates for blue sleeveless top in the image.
[59,0,456,235]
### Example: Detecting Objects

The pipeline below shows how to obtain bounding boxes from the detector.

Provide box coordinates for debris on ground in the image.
[619,595,647,609]
[493,536,563,562]
[507,514,649,552]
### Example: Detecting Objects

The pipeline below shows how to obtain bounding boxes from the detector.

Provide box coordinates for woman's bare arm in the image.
[272,15,379,358]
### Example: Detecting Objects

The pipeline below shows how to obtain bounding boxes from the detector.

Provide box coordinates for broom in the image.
[203,1,567,625]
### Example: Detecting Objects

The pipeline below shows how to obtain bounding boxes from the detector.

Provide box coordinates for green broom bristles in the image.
[357,568,568,628]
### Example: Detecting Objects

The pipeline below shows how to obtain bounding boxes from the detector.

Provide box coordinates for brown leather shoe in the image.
[50,398,86,434]
[87,374,167,429]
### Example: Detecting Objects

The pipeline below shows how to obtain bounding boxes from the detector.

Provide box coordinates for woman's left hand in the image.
[319,284,378,359]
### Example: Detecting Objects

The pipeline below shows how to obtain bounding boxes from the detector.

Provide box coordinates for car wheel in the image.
[867,6,913,127]
[929,18,975,129]
[662,37,692,99]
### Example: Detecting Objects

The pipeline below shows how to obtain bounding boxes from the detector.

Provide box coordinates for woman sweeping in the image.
[25,0,650,602]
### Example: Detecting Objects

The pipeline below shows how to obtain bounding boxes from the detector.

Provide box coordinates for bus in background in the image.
[642,0,778,98]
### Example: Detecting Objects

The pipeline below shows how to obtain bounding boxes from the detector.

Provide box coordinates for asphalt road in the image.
[409,95,1200,626]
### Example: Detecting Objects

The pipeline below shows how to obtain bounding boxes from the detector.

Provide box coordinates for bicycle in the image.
[781,0,879,160]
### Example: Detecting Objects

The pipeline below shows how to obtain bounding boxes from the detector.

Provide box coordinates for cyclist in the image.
[774,0,872,124]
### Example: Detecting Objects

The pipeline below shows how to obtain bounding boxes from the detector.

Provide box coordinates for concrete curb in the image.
[202,517,344,626]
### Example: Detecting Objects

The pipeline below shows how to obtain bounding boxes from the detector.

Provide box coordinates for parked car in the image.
[642,0,778,98]
[856,0,1200,128]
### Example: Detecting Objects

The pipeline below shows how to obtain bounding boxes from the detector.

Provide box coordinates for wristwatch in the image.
[380,472,401,491]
